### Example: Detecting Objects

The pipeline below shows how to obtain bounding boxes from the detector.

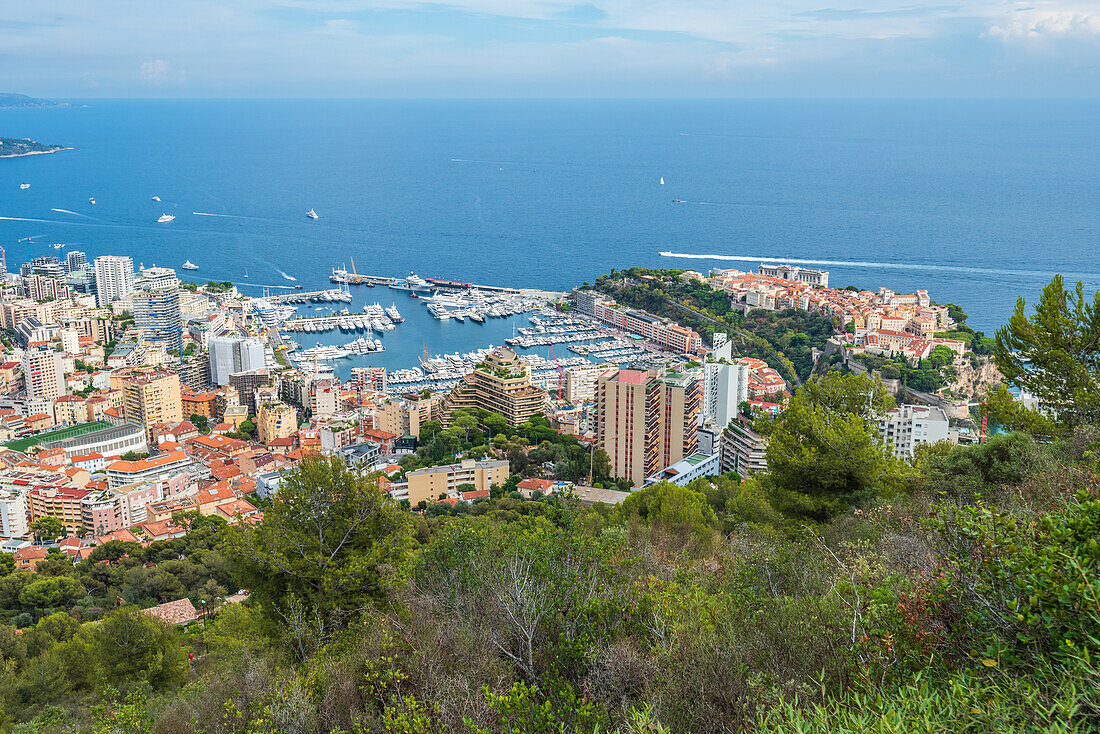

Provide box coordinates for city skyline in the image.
[1,0,1097,98]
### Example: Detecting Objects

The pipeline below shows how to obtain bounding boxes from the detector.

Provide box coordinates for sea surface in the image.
[1,99,1098,377]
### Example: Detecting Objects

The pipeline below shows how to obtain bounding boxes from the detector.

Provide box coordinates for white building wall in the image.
[0,490,29,538]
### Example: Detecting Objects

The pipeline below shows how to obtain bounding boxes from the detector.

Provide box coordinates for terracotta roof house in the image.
[13,545,47,571]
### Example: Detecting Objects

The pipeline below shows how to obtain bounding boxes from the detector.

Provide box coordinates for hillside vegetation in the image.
[0,275,1098,733]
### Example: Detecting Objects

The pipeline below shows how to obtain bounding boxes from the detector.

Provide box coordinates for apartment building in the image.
[375,393,440,437]
[442,347,546,427]
[120,370,183,440]
[406,458,509,506]
[881,404,951,458]
[719,418,768,478]
[257,400,297,444]
[21,348,66,401]
[594,367,701,487]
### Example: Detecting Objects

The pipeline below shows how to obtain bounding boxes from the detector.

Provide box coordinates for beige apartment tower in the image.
[120,370,183,440]
[594,368,701,487]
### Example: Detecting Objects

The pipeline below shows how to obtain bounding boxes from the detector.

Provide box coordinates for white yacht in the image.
[181,260,199,270]
[306,208,318,219]
[390,272,433,293]
[19,183,30,190]
[88,197,96,205]
[152,195,161,202]
[157,214,175,223]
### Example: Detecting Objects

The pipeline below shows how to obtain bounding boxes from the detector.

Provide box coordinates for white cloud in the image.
[987,9,1100,38]
[140,59,169,81]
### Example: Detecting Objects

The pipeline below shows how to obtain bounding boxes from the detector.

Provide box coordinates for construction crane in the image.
[962,401,989,442]
[547,345,565,401]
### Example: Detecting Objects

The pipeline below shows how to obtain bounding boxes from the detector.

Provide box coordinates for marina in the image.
[249,268,677,395]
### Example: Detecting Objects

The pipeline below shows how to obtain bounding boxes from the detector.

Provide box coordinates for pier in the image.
[266,289,353,304]
[329,268,521,294]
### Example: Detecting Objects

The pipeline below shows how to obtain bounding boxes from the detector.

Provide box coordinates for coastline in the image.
[0,146,72,159]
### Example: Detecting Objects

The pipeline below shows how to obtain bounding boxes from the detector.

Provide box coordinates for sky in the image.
[0,0,1097,97]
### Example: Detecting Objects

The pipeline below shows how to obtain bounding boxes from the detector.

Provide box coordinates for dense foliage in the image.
[995,275,1100,429]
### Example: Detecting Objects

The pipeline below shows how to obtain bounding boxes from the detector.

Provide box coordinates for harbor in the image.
[254,269,673,395]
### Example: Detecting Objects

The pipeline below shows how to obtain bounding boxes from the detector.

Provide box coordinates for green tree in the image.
[994,275,1100,429]
[30,516,65,542]
[189,413,210,433]
[19,576,84,611]
[76,605,187,691]
[763,371,907,520]
[613,482,719,546]
[228,455,413,658]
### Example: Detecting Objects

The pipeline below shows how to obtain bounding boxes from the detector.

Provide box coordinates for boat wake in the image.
[278,270,297,281]
[658,251,1094,279]
[0,216,51,223]
[192,212,235,218]
[51,208,96,219]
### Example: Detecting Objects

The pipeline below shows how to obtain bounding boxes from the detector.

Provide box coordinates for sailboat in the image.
[307,208,318,219]
[659,177,665,185]
[88,197,96,205]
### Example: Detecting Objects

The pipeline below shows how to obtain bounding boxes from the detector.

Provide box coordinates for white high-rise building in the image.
[881,404,951,458]
[138,266,179,292]
[701,339,750,432]
[209,337,265,385]
[65,250,87,274]
[0,489,29,539]
[93,255,136,307]
[21,348,66,401]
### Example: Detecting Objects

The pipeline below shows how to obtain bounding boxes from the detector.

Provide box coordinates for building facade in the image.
[594,368,701,487]
[719,418,768,478]
[209,337,265,385]
[442,347,546,426]
[881,404,950,458]
[132,284,182,346]
[21,348,66,401]
[93,255,136,307]
[121,371,183,440]
[257,400,297,443]
[406,458,509,506]
[701,340,750,432]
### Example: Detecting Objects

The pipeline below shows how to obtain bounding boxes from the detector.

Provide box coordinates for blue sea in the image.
[2,99,1098,376]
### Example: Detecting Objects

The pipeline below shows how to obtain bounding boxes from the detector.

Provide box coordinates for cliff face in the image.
[948,355,1002,401]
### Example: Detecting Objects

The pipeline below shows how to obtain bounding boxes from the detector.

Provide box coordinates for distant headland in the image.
[0,93,70,109]
[0,94,71,158]
[0,136,69,158]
